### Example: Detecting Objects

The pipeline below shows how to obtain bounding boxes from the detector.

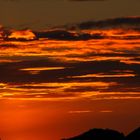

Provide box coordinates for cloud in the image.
[1,16,140,41]
[64,17,140,30]
[0,59,140,83]
[1,27,105,41]
[0,58,140,100]
[34,30,105,40]
[68,110,92,114]
[0,16,140,100]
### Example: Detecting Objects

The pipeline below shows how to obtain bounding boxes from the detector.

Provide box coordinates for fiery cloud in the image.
[8,30,36,41]
[0,16,140,101]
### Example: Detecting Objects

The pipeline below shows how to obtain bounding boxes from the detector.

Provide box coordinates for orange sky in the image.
[0,17,140,139]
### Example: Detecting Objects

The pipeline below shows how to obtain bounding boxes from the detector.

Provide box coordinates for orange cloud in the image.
[8,30,36,41]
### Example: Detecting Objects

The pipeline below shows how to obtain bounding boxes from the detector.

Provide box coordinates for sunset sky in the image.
[0,0,140,28]
[0,0,140,140]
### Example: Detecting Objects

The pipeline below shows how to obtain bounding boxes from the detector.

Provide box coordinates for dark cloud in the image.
[33,17,140,40]
[0,59,140,83]
[64,17,140,30]
[65,52,140,59]
[0,16,140,41]
[0,57,140,99]
[34,30,105,40]
[1,28,104,41]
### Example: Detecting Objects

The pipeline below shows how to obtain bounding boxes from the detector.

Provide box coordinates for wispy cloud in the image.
[0,16,140,100]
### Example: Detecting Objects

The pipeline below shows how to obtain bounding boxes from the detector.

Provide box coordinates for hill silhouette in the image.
[62,128,124,140]
[62,127,140,140]
[126,127,140,140]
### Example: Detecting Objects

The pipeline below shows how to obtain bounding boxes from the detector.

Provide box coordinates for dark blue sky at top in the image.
[0,0,140,29]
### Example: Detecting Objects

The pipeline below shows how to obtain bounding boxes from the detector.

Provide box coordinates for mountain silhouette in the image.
[62,127,140,140]
[62,128,125,140]
[126,127,140,140]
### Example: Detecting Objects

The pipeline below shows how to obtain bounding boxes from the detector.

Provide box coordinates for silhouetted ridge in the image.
[62,128,124,140]
[126,127,140,140]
